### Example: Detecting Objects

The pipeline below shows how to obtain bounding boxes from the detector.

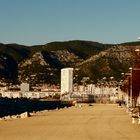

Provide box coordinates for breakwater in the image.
[0,98,72,117]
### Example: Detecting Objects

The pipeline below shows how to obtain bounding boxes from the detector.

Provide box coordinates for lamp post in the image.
[129,67,133,107]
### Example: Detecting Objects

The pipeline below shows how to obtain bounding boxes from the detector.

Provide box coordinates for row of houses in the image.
[0,91,60,99]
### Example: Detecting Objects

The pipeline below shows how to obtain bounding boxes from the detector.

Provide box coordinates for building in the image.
[20,83,30,92]
[61,68,73,94]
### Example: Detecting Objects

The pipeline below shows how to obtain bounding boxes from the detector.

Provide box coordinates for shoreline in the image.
[0,97,72,118]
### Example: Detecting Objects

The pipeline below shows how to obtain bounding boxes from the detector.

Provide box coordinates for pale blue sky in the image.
[0,0,140,45]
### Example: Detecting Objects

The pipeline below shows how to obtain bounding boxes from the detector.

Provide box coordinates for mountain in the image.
[0,40,140,85]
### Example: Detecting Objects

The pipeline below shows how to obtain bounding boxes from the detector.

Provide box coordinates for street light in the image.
[129,67,132,107]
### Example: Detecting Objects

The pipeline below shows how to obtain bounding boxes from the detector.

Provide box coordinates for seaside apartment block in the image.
[61,68,73,94]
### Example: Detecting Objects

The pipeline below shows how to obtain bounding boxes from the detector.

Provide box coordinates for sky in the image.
[0,0,140,46]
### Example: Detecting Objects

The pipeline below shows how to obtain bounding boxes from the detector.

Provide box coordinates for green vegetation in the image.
[0,43,31,62]
[44,40,111,59]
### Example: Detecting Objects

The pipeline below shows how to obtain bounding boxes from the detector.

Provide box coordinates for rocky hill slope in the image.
[0,40,140,85]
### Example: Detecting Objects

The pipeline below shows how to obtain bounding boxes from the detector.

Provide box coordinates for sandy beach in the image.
[0,104,140,140]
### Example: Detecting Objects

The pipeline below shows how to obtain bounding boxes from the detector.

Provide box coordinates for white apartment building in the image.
[61,68,73,94]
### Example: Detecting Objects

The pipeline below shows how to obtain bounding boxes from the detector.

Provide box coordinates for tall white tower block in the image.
[61,68,73,94]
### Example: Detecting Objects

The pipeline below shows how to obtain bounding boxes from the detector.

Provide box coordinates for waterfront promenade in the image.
[0,104,140,140]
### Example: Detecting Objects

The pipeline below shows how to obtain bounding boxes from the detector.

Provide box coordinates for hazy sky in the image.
[0,0,140,45]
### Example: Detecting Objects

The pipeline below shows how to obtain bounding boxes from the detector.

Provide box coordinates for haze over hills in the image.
[0,40,140,85]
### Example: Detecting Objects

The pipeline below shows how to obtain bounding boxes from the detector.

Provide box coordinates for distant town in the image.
[0,67,137,106]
